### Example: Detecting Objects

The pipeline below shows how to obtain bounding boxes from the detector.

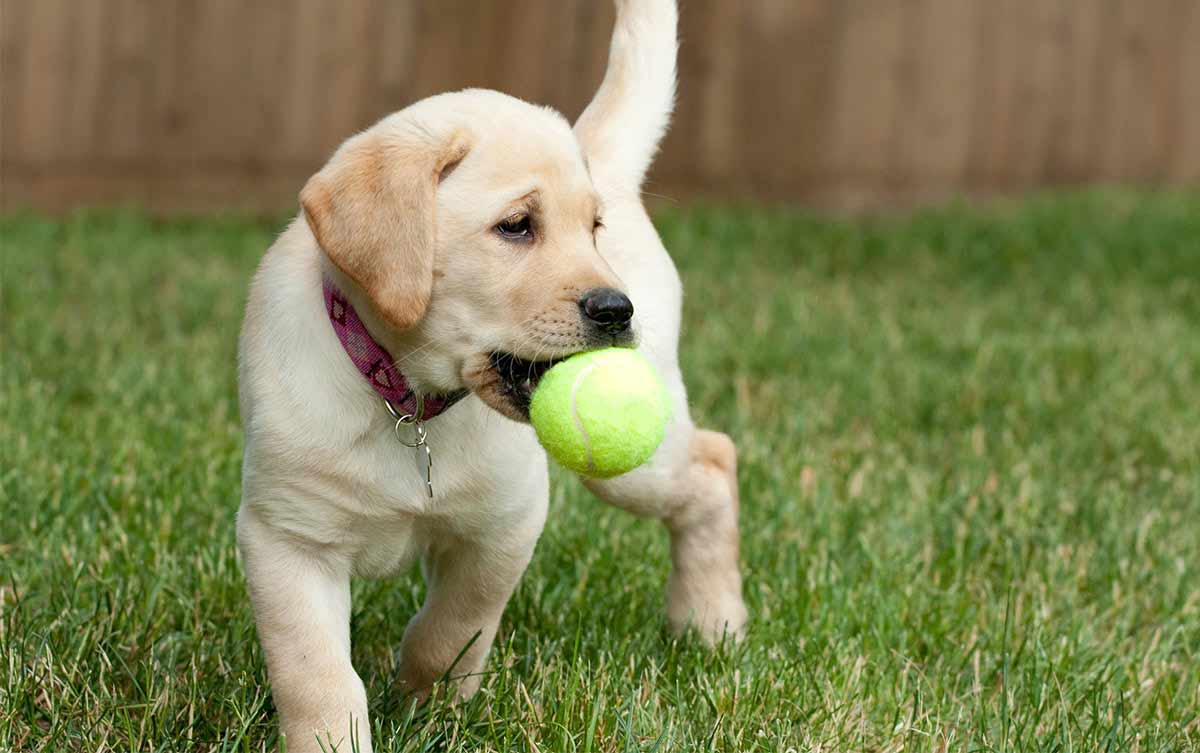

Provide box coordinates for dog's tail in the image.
[574,0,677,195]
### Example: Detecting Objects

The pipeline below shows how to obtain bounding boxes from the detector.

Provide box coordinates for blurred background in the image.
[3,0,1198,214]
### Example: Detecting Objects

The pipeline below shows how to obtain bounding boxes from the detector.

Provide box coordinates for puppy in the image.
[237,1,746,750]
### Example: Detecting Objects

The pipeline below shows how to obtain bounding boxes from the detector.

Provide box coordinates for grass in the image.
[2,190,1198,752]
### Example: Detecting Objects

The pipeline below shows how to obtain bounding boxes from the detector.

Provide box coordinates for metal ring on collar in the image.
[393,417,427,447]
[385,397,428,447]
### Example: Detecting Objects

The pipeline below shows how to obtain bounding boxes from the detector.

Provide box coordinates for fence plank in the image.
[737,0,839,197]
[0,0,30,164]
[366,0,419,121]
[891,0,980,191]
[94,0,151,163]
[1043,0,1106,183]
[1172,0,1200,181]
[967,0,1067,189]
[18,0,75,163]
[1103,0,1175,180]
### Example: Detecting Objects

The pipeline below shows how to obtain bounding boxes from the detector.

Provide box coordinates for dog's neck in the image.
[322,279,467,420]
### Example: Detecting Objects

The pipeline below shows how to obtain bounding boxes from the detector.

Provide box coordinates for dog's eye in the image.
[496,214,533,241]
[593,217,605,233]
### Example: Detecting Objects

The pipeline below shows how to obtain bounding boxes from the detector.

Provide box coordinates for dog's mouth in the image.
[487,351,571,418]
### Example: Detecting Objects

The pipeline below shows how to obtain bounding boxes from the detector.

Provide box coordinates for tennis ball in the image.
[529,348,670,478]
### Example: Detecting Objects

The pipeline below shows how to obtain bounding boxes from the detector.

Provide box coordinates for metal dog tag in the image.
[386,398,436,498]
[415,442,433,498]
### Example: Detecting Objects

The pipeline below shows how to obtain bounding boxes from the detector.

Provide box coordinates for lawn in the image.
[2,191,1198,752]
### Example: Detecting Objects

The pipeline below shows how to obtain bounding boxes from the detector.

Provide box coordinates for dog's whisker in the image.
[390,337,442,370]
[526,339,552,385]
[639,188,680,204]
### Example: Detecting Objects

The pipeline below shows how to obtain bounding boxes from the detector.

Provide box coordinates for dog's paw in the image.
[666,581,748,644]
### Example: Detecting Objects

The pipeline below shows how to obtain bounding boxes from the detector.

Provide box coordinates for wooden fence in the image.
[3,0,1198,213]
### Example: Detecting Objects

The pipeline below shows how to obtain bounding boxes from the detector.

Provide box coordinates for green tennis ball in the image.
[529,348,670,478]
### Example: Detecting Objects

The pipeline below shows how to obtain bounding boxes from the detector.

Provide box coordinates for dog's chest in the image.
[348,517,426,578]
[309,412,546,574]
[245,385,547,578]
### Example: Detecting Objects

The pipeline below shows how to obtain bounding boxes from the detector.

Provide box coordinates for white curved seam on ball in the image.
[569,362,599,474]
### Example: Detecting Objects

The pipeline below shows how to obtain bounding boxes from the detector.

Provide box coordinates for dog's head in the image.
[301,90,632,421]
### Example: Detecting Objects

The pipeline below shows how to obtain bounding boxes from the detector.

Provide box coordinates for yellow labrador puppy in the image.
[237,0,745,749]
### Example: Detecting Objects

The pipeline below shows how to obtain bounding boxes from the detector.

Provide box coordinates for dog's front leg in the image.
[396,520,542,704]
[585,428,748,643]
[237,506,370,753]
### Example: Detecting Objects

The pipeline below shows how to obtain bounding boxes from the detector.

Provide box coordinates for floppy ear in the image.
[300,127,469,331]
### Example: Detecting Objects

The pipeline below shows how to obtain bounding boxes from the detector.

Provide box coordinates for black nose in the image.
[580,288,634,335]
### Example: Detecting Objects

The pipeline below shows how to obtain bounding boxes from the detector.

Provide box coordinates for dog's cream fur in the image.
[237,2,746,750]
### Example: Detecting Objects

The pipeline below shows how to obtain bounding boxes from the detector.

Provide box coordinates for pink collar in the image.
[323,280,466,420]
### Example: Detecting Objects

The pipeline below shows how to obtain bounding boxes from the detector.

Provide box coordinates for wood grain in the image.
[2,0,1196,212]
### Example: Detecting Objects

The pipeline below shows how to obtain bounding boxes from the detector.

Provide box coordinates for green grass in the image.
[2,191,1198,752]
